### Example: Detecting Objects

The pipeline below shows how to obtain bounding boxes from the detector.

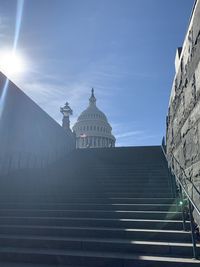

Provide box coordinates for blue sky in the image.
[0,0,194,146]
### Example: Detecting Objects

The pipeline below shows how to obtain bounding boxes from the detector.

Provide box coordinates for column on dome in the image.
[93,136,95,147]
[110,139,113,147]
[77,138,79,148]
[108,138,110,147]
[91,136,94,148]
[109,140,111,147]
[83,137,86,148]
[106,138,108,147]
[81,137,84,148]
[78,138,81,148]
[99,137,102,147]
[78,138,80,148]
[95,136,98,147]
[95,137,97,147]
[98,137,100,147]
[109,139,111,147]
[93,136,96,147]
[102,137,105,147]
[86,136,88,147]
[90,137,92,148]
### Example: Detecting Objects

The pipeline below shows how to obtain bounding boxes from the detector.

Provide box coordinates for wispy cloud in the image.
[10,55,122,121]
[111,120,160,147]
[115,130,143,139]
[116,132,160,147]
[0,16,9,39]
[7,51,157,144]
[0,16,8,29]
[11,66,103,126]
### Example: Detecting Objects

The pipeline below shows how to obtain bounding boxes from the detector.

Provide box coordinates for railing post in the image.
[170,171,178,199]
[188,201,198,259]
[179,185,187,231]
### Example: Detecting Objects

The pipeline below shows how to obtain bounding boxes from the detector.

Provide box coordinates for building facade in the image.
[0,72,75,175]
[73,89,116,148]
[166,0,200,224]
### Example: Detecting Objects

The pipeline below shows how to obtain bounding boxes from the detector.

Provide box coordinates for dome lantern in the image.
[89,88,96,106]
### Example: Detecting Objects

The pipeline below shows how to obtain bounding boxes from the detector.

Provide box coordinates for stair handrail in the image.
[161,140,200,216]
[161,138,200,259]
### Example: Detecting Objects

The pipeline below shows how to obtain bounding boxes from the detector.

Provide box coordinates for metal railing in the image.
[161,137,200,259]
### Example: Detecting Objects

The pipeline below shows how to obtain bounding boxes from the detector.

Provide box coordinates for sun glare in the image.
[0,50,25,77]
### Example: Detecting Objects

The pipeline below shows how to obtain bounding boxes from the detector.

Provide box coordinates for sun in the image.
[0,50,25,77]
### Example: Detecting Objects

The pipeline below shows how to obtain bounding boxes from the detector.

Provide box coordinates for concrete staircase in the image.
[0,146,199,266]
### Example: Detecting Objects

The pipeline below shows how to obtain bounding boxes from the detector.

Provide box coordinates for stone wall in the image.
[166,0,200,224]
[0,72,75,175]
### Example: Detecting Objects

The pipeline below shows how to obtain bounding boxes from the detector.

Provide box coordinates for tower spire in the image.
[89,88,96,106]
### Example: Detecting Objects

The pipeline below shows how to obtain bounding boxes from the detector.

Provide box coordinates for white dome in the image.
[73,89,116,148]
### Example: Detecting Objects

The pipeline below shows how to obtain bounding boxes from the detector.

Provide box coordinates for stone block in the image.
[195,61,200,97]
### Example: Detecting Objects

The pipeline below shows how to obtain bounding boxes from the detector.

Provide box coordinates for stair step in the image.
[0,203,179,211]
[0,197,177,204]
[99,188,172,193]
[0,209,182,220]
[0,247,199,266]
[100,183,170,187]
[100,180,170,184]
[0,147,196,266]
[95,176,170,181]
[0,225,191,242]
[0,234,198,257]
[0,216,189,230]
[0,194,175,201]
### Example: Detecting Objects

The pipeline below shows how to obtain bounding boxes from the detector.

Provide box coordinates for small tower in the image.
[60,102,73,132]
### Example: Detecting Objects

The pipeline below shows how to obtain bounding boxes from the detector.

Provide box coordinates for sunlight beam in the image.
[0,0,25,119]
[13,0,25,52]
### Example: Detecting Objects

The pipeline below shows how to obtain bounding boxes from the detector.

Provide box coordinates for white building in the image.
[73,89,116,148]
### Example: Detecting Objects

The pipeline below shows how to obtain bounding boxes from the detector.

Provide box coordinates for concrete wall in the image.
[166,0,200,224]
[0,72,75,175]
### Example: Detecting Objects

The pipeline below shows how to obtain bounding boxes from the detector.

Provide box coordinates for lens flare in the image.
[0,51,25,77]
[0,0,25,119]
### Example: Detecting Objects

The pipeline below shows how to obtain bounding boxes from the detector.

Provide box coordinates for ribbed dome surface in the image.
[73,89,116,149]
[77,105,108,122]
